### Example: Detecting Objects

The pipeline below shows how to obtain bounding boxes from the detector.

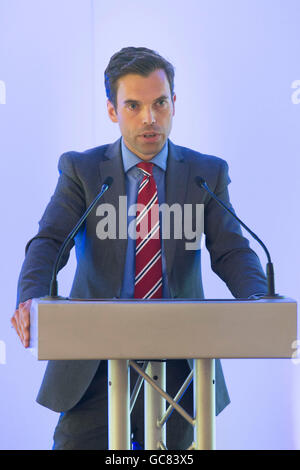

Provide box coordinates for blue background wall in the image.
[0,0,299,449]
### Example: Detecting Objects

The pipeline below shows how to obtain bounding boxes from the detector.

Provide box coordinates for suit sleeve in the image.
[204,160,268,298]
[16,152,86,307]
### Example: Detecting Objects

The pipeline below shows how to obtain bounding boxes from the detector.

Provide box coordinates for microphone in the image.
[47,176,113,298]
[195,176,282,299]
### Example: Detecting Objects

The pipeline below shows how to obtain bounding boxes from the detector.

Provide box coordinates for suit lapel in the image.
[98,139,128,286]
[99,138,126,205]
[164,140,190,280]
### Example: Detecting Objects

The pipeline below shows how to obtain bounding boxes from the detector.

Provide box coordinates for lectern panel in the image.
[29,298,297,360]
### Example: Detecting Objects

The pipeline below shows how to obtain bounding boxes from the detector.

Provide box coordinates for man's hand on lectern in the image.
[11,299,32,348]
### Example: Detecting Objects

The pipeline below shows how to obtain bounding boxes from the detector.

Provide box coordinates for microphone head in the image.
[102,176,113,188]
[195,176,206,188]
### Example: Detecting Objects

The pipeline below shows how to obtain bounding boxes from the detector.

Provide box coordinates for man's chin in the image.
[138,147,163,161]
[136,137,166,154]
[123,136,166,160]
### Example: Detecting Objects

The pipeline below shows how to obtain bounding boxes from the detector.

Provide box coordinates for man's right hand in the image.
[11,299,32,348]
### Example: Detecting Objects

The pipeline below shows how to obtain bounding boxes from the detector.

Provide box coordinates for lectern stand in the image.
[29,297,297,450]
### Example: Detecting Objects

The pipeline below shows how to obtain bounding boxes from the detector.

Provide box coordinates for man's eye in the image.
[157,100,167,106]
[128,103,138,110]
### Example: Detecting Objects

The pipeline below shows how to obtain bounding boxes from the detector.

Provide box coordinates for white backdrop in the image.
[0,0,299,449]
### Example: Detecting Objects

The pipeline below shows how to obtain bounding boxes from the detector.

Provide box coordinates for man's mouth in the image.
[139,132,161,142]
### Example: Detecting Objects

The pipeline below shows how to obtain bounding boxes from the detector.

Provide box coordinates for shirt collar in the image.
[121,137,168,173]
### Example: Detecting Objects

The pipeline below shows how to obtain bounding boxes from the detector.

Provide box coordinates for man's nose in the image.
[142,106,156,125]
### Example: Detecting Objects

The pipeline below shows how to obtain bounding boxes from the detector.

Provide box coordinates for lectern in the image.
[29,297,297,450]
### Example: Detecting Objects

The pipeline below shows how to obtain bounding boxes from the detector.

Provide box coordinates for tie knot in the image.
[137,161,153,177]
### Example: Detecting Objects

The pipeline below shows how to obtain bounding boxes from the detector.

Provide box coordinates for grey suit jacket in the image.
[16,138,268,415]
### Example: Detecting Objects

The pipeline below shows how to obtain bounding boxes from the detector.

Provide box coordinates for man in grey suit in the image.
[12,47,267,450]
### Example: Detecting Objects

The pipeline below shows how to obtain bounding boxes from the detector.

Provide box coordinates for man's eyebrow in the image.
[123,95,170,105]
[154,95,169,102]
[123,99,140,105]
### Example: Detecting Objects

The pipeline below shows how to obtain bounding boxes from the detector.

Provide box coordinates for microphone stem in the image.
[49,183,110,297]
[201,181,276,297]
[203,183,272,264]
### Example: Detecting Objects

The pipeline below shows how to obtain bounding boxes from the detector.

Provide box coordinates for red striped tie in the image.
[134,162,163,299]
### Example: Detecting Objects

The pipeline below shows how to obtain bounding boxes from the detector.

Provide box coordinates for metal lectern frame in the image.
[29,297,297,450]
[107,358,214,450]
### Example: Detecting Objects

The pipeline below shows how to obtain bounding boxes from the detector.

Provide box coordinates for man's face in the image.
[107,69,176,161]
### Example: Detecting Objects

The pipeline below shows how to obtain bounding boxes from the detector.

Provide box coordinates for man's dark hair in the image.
[104,47,175,109]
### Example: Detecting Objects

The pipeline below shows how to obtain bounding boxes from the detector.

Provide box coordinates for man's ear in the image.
[172,93,176,116]
[107,99,118,123]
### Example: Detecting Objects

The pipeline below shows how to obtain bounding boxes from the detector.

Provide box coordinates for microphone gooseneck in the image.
[48,176,113,298]
[195,176,281,298]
